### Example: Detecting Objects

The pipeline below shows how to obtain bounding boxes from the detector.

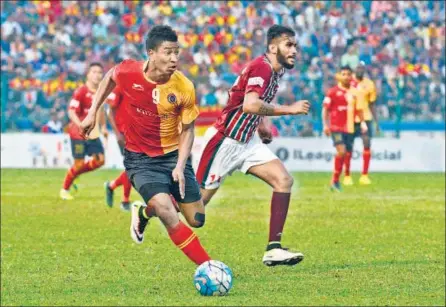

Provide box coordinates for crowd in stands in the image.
[1,0,445,136]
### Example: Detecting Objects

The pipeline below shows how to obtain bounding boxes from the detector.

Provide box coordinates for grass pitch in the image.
[1,169,445,306]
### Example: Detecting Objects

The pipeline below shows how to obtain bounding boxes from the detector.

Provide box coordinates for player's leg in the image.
[60,139,86,200]
[195,127,233,206]
[343,130,356,186]
[126,150,211,265]
[344,125,359,186]
[86,138,106,170]
[171,158,206,228]
[246,157,304,266]
[105,144,132,210]
[359,121,372,185]
[331,132,346,192]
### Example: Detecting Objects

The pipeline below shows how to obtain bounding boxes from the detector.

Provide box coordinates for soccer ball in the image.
[193,260,233,296]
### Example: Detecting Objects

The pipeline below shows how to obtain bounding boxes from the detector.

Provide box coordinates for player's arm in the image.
[322,94,331,136]
[68,90,83,127]
[242,92,309,116]
[173,83,200,199]
[80,68,116,138]
[355,97,368,133]
[369,82,380,133]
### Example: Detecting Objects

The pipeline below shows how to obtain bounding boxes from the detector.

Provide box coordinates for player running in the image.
[80,25,211,266]
[196,25,310,267]
[343,62,378,185]
[104,86,133,211]
[322,66,368,192]
[60,63,107,200]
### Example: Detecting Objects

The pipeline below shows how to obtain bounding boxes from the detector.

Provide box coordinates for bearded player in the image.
[343,62,378,185]
[104,86,133,211]
[80,25,211,266]
[322,66,367,192]
[60,62,108,200]
[196,25,310,266]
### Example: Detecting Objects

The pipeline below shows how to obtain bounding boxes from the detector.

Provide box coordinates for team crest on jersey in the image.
[167,93,177,104]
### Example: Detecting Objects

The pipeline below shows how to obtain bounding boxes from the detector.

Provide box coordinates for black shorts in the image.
[354,120,373,138]
[70,138,104,159]
[331,132,354,152]
[124,149,201,204]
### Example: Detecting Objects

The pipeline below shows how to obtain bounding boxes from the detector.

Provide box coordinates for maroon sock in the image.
[268,192,291,250]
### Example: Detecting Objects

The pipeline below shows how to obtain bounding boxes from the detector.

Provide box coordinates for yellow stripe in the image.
[178,233,197,250]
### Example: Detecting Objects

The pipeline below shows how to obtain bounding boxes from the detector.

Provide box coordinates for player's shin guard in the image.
[344,151,352,176]
[267,192,291,251]
[362,149,371,175]
[332,154,344,183]
[168,221,211,265]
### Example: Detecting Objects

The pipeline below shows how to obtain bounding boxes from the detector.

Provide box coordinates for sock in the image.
[267,192,291,251]
[110,171,127,190]
[122,172,131,203]
[168,221,211,265]
[362,149,371,175]
[332,154,344,183]
[62,166,79,190]
[63,160,102,190]
[344,151,352,176]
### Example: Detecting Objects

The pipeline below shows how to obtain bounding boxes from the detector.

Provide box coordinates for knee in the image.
[148,197,176,217]
[95,154,105,166]
[73,160,84,171]
[338,146,346,156]
[187,212,206,228]
[272,173,294,190]
[363,138,371,150]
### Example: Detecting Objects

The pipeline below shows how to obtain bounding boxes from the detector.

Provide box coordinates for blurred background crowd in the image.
[1,0,445,136]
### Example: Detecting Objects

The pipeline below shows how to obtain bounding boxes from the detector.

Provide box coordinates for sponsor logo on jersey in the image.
[132,83,144,91]
[247,77,265,87]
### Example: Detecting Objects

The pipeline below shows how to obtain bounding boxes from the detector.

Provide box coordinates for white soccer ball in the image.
[193,260,233,296]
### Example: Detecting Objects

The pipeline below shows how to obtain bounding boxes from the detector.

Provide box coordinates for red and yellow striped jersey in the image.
[112,59,199,157]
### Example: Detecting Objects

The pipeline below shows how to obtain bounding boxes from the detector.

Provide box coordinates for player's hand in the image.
[80,111,96,139]
[360,121,368,134]
[116,132,125,149]
[172,166,185,200]
[323,125,331,136]
[289,100,310,115]
[101,126,109,139]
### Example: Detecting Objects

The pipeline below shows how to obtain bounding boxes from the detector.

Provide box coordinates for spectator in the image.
[46,112,63,133]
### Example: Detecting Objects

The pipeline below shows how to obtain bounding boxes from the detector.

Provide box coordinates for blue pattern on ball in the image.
[193,260,233,296]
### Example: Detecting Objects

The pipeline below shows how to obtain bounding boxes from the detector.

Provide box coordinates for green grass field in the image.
[1,169,445,306]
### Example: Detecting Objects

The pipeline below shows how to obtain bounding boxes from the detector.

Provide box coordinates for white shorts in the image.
[196,126,278,189]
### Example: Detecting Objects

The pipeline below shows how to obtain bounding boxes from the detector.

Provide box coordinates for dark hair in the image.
[145,25,178,51]
[88,62,103,70]
[339,65,352,72]
[266,25,295,52]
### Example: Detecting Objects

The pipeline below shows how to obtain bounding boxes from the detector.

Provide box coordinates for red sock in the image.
[362,149,371,175]
[122,172,131,202]
[110,171,126,190]
[168,221,211,265]
[344,151,352,176]
[63,166,78,190]
[332,154,344,183]
[268,192,290,244]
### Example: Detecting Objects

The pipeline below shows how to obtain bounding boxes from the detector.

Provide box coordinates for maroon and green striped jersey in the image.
[214,54,284,143]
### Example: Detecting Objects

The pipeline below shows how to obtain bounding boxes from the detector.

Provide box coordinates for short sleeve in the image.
[106,87,121,108]
[69,88,84,112]
[245,63,273,97]
[369,81,377,103]
[112,60,132,86]
[323,89,333,109]
[181,83,199,125]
